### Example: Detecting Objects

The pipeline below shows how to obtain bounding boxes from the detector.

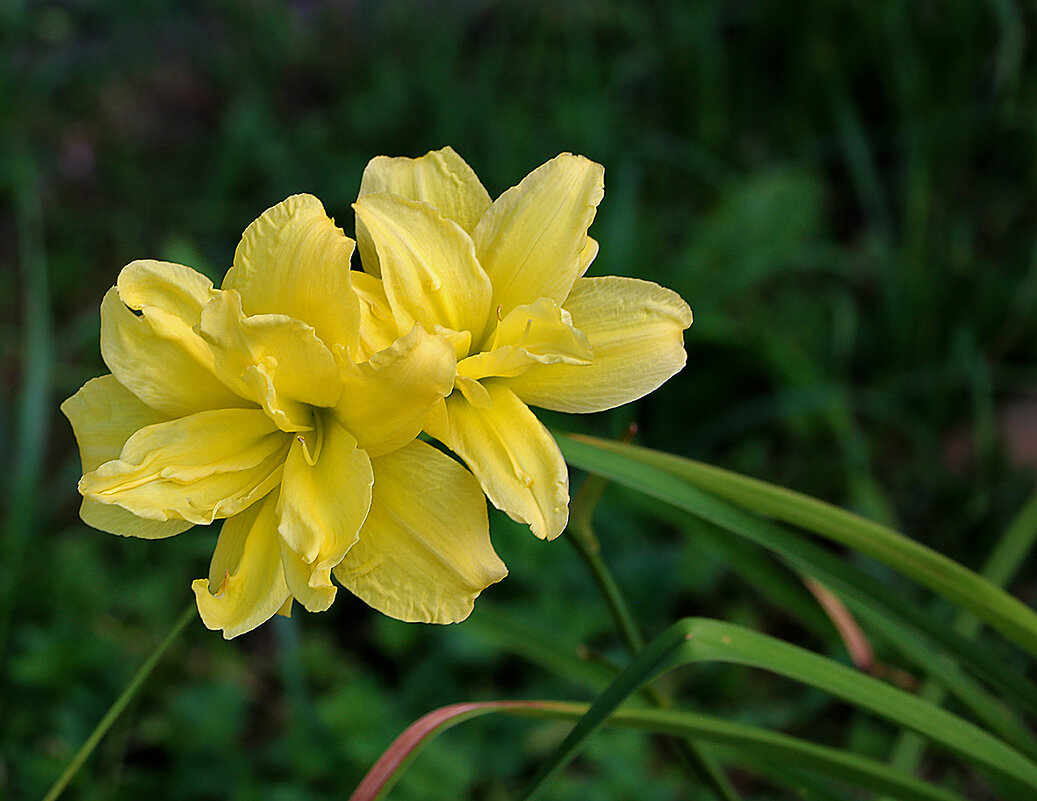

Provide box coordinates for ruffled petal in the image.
[80,408,289,525]
[356,146,491,276]
[472,153,604,317]
[459,297,592,380]
[351,271,398,360]
[192,492,291,639]
[223,194,360,352]
[276,414,373,612]
[333,323,456,458]
[354,193,492,342]
[197,290,340,430]
[101,275,246,417]
[504,276,692,413]
[117,259,220,319]
[333,439,507,623]
[424,383,569,540]
[78,499,194,539]
[61,374,192,539]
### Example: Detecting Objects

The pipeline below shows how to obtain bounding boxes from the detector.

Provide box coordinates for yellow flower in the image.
[351,148,693,541]
[61,194,507,638]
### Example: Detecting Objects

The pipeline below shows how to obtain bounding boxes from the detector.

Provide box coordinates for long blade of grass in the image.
[563,434,1037,660]
[41,605,195,801]
[660,503,1037,754]
[350,698,966,801]
[0,145,52,672]
[520,618,1037,801]
[557,433,1037,716]
[886,489,1037,780]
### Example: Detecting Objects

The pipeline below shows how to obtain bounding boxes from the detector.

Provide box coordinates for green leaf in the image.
[886,489,1037,782]
[349,698,967,801]
[520,619,1037,801]
[565,434,1037,659]
[557,433,1037,717]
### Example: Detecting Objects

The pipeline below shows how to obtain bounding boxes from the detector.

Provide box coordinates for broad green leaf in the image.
[564,434,1037,660]
[349,698,966,801]
[557,433,1037,718]
[656,505,1037,759]
[466,604,739,801]
[886,489,1037,784]
[520,618,1037,801]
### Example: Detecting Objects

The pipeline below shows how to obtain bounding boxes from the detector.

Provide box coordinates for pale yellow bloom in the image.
[62,195,506,638]
[352,148,693,540]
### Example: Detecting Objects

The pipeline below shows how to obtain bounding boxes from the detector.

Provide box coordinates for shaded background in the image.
[3,1,1036,798]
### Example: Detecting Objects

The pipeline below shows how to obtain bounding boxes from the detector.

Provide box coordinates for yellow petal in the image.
[197,290,340,430]
[504,276,692,413]
[276,414,373,612]
[356,146,491,276]
[192,492,291,638]
[101,277,246,417]
[352,271,398,360]
[455,375,492,408]
[472,153,604,317]
[354,193,492,342]
[81,408,289,525]
[223,194,360,351]
[424,383,569,540]
[61,375,192,539]
[78,498,194,539]
[333,323,456,458]
[118,259,220,318]
[332,439,507,623]
[459,298,592,380]
[578,236,599,278]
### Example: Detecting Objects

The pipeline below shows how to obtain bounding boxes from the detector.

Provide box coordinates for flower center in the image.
[294,408,325,466]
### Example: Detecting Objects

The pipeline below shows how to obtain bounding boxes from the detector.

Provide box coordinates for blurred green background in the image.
[3,1,1036,798]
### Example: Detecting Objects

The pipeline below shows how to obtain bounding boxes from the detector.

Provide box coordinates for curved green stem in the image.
[566,523,644,653]
[566,472,740,801]
[41,604,195,801]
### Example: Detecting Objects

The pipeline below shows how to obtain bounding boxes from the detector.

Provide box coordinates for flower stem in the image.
[566,452,741,801]
[41,604,195,801]
[567,521,644,653]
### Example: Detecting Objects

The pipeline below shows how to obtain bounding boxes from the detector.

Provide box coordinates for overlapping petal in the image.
[333,439,506,623]
[351,271,398,360]
[80,408,288,525]
[333,323,456,458]
[197,291,340,430]
[61,375,192,539]
[224,194,360,352]
[504,277,692,413]
[354,193,492,341]
[192,492,291,639]
[276,415,373,612]
[577,236,599,278]
[472,153,604,317]
[356,146,491,276]
[117,259,220,320]
[100,281,245,417]
[424,383,569,540]
[459,297,593,380]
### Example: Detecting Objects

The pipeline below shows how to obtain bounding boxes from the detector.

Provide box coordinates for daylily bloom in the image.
[351,148,693,541]
[62,195,507,638]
